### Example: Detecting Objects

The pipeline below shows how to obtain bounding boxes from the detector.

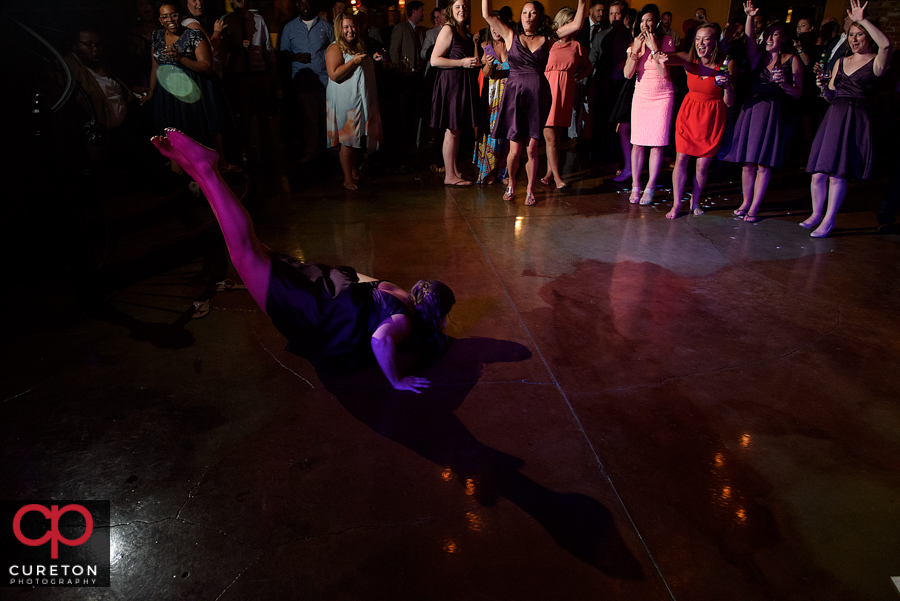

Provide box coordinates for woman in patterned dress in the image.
[473,25,510,184]
[326,13,383,190]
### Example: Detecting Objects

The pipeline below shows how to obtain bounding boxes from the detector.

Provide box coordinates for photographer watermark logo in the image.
[2,500,110,587]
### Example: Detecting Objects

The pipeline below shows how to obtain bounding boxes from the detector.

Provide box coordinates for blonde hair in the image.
[552,7,575,31]
[334,12,366,55]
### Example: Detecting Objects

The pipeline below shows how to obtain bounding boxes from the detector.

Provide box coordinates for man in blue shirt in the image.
[280,0,334,163]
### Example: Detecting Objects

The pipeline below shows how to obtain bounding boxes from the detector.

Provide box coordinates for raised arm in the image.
[623,35,643,79]
[371,315,430,392]
[849,0,893,75]
[743,1,761,69]
[556,0,587,39]
[483,0,514,46]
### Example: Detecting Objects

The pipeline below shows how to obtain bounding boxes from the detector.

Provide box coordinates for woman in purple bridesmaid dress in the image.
[482,0,586,205]
[802,0,892,237]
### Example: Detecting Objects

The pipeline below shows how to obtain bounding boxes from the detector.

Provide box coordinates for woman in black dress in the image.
[430,0,481,187]
[802,0,891,237]
[152,129,455,392]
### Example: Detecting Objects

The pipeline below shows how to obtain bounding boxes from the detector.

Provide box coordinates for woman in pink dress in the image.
[623,4,674,205]
[540,7,591,189]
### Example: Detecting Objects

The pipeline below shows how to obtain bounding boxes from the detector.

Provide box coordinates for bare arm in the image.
[327,44,365,82]
[171,37,214,74]
[623,37,643,79]
[555,0,586,40]
[744,1,761,69]
[142,56,159,104]
[848,0,892,75]
[371,314,430,392]
[483,0,514,48]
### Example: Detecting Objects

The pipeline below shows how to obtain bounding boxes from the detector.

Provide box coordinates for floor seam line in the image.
[450,198,676,600]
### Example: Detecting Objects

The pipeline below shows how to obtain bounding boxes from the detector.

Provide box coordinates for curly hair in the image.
[408,280,455,352]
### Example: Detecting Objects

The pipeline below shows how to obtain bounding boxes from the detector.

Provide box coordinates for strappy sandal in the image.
[503,186,515,201]
[629,187,640,203]
[639,189,654,205]
[525,192,536,205]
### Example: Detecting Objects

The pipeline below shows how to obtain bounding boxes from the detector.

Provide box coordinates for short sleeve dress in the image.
[151,28,220,139]
[723,56,796,168]
[674,66,727,158]
[629,35,676,147]
[265,254,410,373]
[806,58,878,180]
[493,34,552,141]
[430,27,480,130]
[326,47,383,154]
[544,40,591,127]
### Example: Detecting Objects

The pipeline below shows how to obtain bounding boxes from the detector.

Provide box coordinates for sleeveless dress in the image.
[326,47,383,153]
[430,27,479,130]
[151,28,220,139]
[806,58,878,180]
[723,56,796,168]
[473,54,510,182]
[493,34,552,141]
[675,67,727,158]
[544,40,591,127]
[630,35,675,147]
[265,254,410,373]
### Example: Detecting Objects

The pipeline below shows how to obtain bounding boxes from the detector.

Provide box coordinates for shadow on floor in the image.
[319,337,645,578]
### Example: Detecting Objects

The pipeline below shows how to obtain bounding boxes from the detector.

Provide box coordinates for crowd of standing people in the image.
[62,0,895,236]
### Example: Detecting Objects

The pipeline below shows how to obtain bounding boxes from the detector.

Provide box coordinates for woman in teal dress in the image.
[326,13,384,190]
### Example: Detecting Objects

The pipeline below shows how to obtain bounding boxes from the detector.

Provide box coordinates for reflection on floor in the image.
[3,153,899,600]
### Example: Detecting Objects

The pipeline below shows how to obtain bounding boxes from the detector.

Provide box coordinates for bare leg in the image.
[617,123,632,180]
[802,172,828,229]
[745,165,770,221]
[339,144,358,190]
[643,146,664,203]
[442,129,471,186]
[735,162,756,216]
[152,130,271,310]
[505,139,523,200]
[541,127,554,184]
[524,138,539,203]
[812,175,847,237]
[691,156,711,215]
[630,144,646,203]
[667,152,689,219]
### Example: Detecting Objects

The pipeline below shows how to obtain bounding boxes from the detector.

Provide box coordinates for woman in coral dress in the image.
[666,22,735,218]
[624,4,675,205]
[541,7,592,189]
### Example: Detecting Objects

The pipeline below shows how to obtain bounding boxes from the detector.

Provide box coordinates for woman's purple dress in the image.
[493,34,551,141]
[430,27,479,130]
[723,56,796,169]
[807,58,878,180]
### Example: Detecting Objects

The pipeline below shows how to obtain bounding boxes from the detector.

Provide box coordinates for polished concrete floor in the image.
[3,149,900,600]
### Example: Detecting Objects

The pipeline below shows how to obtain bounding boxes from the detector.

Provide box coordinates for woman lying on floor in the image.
[151,129,455,393]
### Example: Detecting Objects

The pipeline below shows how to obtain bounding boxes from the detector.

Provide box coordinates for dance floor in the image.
[3,157,900,600]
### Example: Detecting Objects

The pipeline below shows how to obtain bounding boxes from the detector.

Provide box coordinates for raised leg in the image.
[802,172,828,229]
[667,152,689,219]
[812,175,847,237]
[152,130,271,310]
[339,144,358,190]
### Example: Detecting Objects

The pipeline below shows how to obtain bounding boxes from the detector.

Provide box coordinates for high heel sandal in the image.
[629,187,640,203]
[639,188,654,205]
[525,192,536,205]
[503,186,515,201]
[810,222,834,238]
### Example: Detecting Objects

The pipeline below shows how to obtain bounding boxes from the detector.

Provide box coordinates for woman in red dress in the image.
[541,7,591,189]
[666,22,735,218]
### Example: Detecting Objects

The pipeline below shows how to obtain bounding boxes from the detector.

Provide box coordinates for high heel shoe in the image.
[525,192,536,205]
[810,222,834,238]
[639,188,654,205]
[503,186,515,201]
[629,187,640,203]
[799,217,820,230]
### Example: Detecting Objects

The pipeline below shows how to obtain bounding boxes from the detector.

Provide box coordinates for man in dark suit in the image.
[390,1,426,71]
[577,0,608,49]
[589,0,630,175]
